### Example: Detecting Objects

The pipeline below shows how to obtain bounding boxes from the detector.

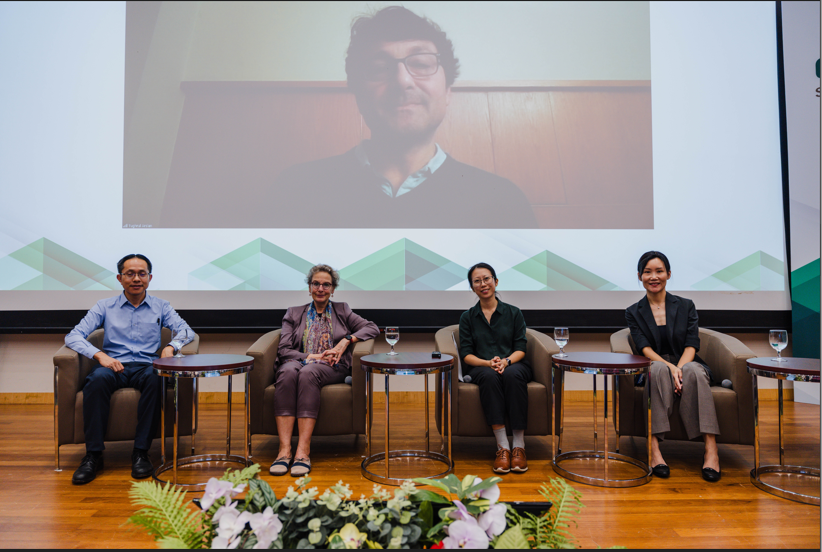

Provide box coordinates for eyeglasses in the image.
[472,276,494,286]
[120,271,150,279]
[310,281,333,290]
[362,53,441,81]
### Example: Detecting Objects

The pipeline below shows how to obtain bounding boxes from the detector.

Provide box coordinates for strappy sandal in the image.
[290,457,311,477]
[269,456,292,476]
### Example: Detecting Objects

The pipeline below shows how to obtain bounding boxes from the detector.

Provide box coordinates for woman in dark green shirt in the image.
[459,262,532,474]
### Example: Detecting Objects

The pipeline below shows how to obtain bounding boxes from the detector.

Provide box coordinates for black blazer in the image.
[625,293,712,383]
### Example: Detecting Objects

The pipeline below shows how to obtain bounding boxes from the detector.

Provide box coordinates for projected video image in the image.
[123,1,652,229]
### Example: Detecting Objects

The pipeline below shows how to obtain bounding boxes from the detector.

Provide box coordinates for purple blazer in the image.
[276,301,379,373]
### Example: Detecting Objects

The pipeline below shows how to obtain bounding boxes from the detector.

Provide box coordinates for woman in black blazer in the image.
[625,251,721,482]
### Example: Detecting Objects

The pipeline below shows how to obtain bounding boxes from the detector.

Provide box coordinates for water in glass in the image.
[386,327,399,355]
[769,329,788,362]
[554,327,569,358]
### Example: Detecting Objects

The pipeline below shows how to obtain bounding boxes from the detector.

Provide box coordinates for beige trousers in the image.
[646,357,720,441]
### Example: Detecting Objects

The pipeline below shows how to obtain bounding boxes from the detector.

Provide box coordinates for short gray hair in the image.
[306,264,340,288]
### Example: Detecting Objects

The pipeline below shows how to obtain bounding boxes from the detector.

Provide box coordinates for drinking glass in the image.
[554,327,569,358]
[769,329,788,362]
[385,327,400,356]
[172,329,185,358]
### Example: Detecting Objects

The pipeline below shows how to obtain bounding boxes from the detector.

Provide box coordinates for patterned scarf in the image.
[302,302,333,363]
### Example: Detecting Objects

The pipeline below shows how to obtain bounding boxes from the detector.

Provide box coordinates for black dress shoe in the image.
[652,464,670,478]
[702,453,721,482]
[131,449,154,479]
[702,467,721,482]
[72,453,104,485]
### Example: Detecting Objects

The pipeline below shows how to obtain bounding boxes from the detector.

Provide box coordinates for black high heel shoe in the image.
[652,464,670,478]
[702,453,721,482]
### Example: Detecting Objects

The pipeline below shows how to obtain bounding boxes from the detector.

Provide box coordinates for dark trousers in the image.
[273,360,347,418]
[466,361,532,430]
[83,361,161,452]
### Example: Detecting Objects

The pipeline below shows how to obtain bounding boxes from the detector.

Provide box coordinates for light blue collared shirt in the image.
[354,142,448,198]
[65,293,194,364]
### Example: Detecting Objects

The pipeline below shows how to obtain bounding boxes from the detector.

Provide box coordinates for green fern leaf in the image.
[220,464,261,486]
[157,536,189,549]
[538,478,584,548]
[127,480,206,548]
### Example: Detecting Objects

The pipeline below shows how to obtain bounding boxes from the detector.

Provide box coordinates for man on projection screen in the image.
[266,6,537,228]
[64,254,194,485]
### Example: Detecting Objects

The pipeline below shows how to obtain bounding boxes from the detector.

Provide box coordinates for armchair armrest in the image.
[181,333,199,355]
[351,338,375,434]
[525,329,559,389]
[699,328,756,444]
[610,328,634,355]
[54,344,84,446]
[246,330,282,435]
[698,329,755,387]
[434,325,460,433]
[526,329,560,434]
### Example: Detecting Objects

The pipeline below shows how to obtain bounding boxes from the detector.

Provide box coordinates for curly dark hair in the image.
[345,6,460,89]
[305,264,340,289]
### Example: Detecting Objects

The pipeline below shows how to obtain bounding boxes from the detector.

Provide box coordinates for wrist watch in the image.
[506,358,511,366]
[344,334,353,343]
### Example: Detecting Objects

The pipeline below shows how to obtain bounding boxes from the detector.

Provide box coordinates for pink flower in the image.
[477,503,507,538]
[471,477,500,505]
[211,501,251,549]
[249,507,282,549]
[447,500,472,521]
[441,519,489,549]
[201,479,247,511]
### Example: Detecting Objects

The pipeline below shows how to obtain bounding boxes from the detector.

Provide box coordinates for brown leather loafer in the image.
[493,448,511,474]
[511,447,528,472]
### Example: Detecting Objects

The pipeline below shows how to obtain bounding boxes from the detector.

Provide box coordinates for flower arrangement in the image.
[127,464,588,549]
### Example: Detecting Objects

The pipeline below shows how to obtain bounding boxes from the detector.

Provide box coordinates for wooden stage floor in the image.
[0,399,819,549]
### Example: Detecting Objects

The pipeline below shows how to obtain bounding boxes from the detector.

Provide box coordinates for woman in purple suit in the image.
[269,264,379,477]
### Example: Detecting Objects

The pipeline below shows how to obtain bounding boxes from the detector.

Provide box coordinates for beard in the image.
[359,90,445,146]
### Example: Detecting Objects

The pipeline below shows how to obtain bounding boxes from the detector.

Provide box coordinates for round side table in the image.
[360,352,454,485]
[747,357,820,506]
[153,354,254,489]
[552,352,652,487]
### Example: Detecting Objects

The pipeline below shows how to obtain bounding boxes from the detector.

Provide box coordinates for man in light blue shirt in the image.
[65,254,193,484]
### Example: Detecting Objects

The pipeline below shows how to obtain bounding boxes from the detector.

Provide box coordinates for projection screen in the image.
[0,1,791,328]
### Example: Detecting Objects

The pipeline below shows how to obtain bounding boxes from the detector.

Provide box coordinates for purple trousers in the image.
[273,360,347,418]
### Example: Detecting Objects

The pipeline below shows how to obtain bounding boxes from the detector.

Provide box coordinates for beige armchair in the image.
[433,325,561,437]
[610,328,756,445]
[245,330,375,450]
[53,328,199,470]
